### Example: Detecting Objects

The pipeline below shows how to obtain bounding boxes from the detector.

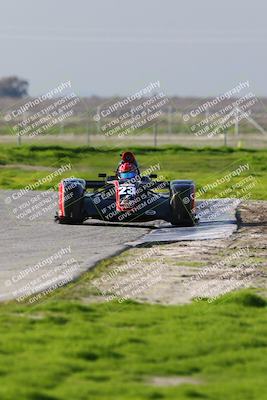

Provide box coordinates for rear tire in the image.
[169,180,196,227]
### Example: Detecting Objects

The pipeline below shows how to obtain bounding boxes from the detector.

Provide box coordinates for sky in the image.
[1,0,267,98]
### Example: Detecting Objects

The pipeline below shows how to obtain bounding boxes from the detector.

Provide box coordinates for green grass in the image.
[175,261,206,268]
[1,144,266,399]
[0,144,266,199]
[0,291,266,400]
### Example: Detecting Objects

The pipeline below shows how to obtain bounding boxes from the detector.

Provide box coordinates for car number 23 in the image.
[119,185,136,195]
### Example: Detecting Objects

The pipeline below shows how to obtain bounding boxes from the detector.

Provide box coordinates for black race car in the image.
[55,152,197,226]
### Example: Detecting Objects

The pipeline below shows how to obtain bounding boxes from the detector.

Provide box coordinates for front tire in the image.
[169,180,196,226]
[57,178,85,224]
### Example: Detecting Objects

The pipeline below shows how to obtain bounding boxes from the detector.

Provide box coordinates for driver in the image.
[116,151,140,180]
[118,162,138,180]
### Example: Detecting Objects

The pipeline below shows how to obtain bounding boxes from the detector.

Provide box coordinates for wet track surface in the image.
[0,191,238,301]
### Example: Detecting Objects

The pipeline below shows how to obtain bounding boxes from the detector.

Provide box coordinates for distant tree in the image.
[0,76,29,98]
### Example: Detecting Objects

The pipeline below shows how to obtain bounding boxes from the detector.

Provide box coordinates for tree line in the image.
[0,76,28,98]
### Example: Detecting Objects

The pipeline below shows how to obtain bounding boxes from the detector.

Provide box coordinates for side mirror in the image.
[149,174,158,178]
[98,173,107,178]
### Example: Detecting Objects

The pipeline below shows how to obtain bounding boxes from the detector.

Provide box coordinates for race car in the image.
[55,151,197,226]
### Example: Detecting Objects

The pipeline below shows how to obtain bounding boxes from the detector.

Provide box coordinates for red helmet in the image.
[118,162,137,179]
[121,151,136,163]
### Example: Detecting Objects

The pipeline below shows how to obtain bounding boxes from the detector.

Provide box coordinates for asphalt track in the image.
[0,190,239,302]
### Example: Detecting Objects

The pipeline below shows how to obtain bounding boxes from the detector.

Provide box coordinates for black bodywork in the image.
[56,174,197,226]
